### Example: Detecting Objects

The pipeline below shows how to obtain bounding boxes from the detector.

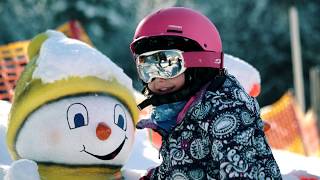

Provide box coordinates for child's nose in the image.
[96,122,112,141]
[154,77,167,83]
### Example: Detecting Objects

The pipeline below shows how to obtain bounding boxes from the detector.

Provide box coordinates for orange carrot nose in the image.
[96,122,112,141]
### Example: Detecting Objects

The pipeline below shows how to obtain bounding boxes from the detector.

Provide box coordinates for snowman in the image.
[3,30,140,180]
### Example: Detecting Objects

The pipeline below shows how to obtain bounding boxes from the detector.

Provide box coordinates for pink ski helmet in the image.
[130,7,223,69]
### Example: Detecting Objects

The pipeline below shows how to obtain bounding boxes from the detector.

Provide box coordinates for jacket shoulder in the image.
[182,74,261,124]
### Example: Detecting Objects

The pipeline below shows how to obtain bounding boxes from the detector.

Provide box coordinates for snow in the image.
[272,149,320,178]
[3,159,40,180]
[224,53,260,94]
[124,129,161,170]
[0,100,11,126]
[0,165,8,180]
[0,101,12,165]
[33,30,133,92]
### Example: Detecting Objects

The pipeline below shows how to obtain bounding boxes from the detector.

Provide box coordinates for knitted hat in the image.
[7,30,139,160]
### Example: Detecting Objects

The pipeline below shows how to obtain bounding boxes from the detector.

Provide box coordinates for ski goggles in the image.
[136,50,223,83]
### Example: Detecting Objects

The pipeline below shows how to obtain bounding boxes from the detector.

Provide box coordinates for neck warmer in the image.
[150,100,187,133]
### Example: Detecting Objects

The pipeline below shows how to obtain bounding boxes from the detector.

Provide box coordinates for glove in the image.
[136,119,167,137]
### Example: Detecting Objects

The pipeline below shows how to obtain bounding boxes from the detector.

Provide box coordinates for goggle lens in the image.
[136,50,186,83]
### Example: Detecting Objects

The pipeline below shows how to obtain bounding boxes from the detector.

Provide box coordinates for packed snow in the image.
[33,30,133,91]
[3,159,40,180]
[224,53,260,95]
[0,101,11,165]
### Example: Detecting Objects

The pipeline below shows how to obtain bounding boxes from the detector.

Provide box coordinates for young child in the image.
[130,7,281,180]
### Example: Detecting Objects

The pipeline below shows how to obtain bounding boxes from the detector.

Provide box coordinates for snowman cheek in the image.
[48,130,62,145]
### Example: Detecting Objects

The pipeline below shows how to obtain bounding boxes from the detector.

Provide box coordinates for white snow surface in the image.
[0,100,11,126]
[224,53,260,94]
[124,129,161,170]
[0,101,12,165]
[32,30,133,91]
[3,159,40,180]
[272,149,320,178]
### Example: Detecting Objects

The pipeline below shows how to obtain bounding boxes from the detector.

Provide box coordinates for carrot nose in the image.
[96,122,111,141]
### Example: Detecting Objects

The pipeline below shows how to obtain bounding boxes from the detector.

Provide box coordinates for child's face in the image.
[147,73,185,95]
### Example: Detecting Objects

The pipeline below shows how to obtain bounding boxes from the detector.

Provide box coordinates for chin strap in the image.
[137,88,192,110]
[137,98,153,110]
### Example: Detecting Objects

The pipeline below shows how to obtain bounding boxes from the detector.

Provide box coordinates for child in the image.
[130,7,281,180]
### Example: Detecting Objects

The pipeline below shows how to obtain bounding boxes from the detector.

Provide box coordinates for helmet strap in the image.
[137,86,193,110]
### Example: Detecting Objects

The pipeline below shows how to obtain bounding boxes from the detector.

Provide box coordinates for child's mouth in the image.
[159,86,174,92]
[160,87,170,91]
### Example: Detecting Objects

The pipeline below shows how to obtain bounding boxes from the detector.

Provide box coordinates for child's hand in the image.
[136,119,157,129]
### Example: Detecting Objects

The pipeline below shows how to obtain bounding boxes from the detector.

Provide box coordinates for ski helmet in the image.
[131,7,225,109]
[130,7,223,69]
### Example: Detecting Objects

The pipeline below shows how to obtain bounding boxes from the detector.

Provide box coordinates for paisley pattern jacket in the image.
[148,74,282,180]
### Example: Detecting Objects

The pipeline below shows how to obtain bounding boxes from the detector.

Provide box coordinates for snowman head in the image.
[6,30,139,167]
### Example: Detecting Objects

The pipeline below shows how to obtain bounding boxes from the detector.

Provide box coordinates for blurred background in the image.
[1,0,320,158]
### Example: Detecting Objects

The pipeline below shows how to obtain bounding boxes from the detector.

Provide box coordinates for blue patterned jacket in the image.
[145,74,282,180]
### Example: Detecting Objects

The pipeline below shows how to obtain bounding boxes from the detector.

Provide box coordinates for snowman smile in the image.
[80,136,127,160]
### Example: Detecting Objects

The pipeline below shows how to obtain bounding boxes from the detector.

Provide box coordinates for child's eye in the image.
[67,103,89,129]
[114,104,127,131]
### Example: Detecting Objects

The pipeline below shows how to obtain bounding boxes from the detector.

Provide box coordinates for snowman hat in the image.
[7,30,139,159]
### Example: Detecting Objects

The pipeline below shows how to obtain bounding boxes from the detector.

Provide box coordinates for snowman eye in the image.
[114,104,127,131]
[67,103,89,129]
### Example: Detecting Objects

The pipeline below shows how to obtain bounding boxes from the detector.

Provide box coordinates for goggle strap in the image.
[183,51,223,69]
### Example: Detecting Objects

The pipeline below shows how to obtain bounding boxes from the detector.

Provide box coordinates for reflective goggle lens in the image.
[136,50,186,83]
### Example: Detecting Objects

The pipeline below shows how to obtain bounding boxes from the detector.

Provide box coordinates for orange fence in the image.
[0,41,29,101]
[0,20,92,102]
[261,91,320,156]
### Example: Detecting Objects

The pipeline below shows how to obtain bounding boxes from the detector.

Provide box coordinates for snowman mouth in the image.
[80,136,127,160]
